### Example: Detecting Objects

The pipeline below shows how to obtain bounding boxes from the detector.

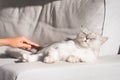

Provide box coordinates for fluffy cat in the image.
[5,32,108,63]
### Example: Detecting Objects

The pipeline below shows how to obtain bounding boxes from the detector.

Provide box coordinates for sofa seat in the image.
[0,55,120,80]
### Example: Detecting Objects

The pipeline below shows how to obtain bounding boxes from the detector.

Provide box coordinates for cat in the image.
[5,32,108,63]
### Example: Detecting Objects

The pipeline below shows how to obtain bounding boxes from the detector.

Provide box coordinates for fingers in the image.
[20,43,32,50]
[22,37,40,47]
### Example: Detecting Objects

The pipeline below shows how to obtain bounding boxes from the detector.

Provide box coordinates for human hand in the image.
[6,36,40,50]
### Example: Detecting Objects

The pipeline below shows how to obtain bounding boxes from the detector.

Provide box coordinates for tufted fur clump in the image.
[5,32,108,63]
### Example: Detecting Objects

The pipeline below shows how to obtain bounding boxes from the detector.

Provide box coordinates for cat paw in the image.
[21,54,29,62]
[66,55,80,63]
[44,57,56,64]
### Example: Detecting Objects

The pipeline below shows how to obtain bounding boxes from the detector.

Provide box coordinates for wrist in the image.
[0,38,11,46]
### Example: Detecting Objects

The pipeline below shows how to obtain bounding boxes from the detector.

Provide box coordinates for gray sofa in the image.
[0,0,120,80]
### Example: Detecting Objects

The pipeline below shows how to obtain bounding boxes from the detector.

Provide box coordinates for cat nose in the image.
[85,39,89,42]
[83,38,86,41]
[85,40,87,42]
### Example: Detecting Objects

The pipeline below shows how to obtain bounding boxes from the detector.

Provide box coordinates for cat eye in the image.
[88,38,95,41]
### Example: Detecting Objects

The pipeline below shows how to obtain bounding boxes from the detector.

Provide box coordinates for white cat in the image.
[5,32,108,63]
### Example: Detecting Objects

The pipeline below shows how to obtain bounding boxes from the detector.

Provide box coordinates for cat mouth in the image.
[79,42,89,48]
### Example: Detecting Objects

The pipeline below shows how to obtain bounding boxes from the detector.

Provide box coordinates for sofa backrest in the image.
[0,0,105,46]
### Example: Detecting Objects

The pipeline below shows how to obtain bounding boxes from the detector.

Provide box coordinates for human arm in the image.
[0,36,40,50]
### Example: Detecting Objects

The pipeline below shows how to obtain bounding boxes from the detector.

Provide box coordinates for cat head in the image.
[75,32,108,49]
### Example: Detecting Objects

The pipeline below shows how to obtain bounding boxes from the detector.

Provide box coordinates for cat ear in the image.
[87,32,96,39]
[101,37,108,45]
[77,32,86,38]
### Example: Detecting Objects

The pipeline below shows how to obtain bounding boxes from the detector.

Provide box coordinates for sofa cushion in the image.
[0,6,42,39]
[0,55,120,80]
[40,0,104,34]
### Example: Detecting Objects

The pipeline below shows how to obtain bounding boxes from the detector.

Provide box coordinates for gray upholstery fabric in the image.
[0,0,104,46]
[0,1,120,80]
[40,0,104,33]
[0,55,120,80]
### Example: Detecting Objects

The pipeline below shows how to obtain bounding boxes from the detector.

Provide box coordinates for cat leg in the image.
[21,53,31,62]
[22,53,43,62]
[44,48,59,63]
[66,55,81,63]
[5,48,24,59]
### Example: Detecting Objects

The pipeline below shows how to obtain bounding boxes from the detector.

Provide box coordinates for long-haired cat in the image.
[5,32,108,63]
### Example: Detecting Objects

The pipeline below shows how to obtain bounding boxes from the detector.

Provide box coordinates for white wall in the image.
[100,0,120,56]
